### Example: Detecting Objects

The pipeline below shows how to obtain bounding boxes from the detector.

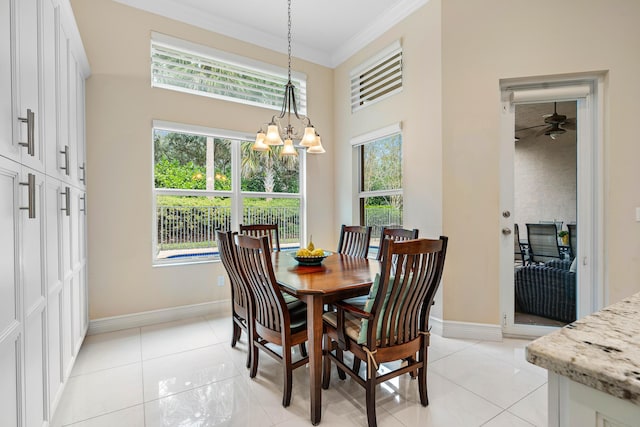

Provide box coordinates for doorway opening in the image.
[513,101,577,328]
[499,76,604,338]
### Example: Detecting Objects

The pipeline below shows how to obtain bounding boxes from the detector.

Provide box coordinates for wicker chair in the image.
[514,259,576,324]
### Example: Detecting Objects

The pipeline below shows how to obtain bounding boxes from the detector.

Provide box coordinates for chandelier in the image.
[252,0,325,156]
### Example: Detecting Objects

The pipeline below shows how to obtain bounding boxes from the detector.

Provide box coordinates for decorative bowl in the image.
[291,250,331,266]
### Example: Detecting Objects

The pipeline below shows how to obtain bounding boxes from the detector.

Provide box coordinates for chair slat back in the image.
[526,223,561,263]
[234,234,287,333]
[337,225,372,259]
[216,230,251,314]
[240,223,281,252]
[514,223,525,264]
[567,223,577,259]
[376,227,419,260]
[367,237,448,349]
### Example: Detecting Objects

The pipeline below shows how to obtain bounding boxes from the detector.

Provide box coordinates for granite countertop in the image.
[526,292,640,405]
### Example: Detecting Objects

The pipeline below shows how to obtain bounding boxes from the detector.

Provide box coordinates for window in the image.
[151,33,306,113]
[350,41,402,113]
[353,124,403,254]
[153,121,303,264]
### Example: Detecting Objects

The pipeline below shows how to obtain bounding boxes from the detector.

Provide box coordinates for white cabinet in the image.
[1,1,89,426]
[0,0,13,160]
[0,156,21,427]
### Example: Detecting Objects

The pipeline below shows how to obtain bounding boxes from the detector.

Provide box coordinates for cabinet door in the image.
[15,0,44,171]
[0,0,16,161]
[21,167,47,427]
[25,310,46,427]
[0,156,22,427]
[57,23,70,183]
[42,0,59,178]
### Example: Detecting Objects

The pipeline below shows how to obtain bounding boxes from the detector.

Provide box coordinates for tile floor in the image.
[51,315,548,427]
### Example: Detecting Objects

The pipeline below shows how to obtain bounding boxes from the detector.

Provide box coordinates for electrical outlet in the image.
[636,207,640,222]
[217,276,225,287]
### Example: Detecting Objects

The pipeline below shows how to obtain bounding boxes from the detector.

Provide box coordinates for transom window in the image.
[153,121,303,264]
[352,123,403,254]
[151,32,307,113]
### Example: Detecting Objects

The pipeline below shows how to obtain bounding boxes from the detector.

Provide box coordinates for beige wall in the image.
[442,0,640,323]
[332,0,443,316]
[74,0,640,324]
[71,0,334,319]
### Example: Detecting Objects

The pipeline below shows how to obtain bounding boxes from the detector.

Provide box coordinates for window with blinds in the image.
[151,33,307,114]
[350,41,402,113]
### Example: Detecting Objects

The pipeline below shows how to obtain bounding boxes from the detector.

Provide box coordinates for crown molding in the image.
[113,0,429,69]
[329,0,430,68]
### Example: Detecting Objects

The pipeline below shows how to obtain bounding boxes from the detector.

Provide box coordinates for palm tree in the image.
[240,142,298,194]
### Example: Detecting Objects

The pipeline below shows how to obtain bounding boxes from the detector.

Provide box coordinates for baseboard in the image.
[88,300,231,335]
[430,316,503,341]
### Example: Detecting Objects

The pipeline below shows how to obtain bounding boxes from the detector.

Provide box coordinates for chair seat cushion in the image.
[287,300,307,334]
[282,292,299,304]
[322,311,362,342]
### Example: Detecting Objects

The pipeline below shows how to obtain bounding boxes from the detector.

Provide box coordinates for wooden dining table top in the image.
[272,251,380,296]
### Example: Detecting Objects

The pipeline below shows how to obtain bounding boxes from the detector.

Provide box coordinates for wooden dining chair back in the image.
[375,226,419,260]
[337,224,372,258]
[239,223,281,252]
[567,223,577,259]
[215,230,253,368]
[234,234,309,407]
[322,236,448,427]
[526,223,562,264]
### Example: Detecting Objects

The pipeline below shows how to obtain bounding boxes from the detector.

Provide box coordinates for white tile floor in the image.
[51,315,548,427]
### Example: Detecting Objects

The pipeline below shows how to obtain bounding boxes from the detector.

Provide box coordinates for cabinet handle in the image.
[79,163,86,184]
[61,186,70,216]
[18,109,35,156]
[19,173,36,219]
[60,145,70,175]
[80,194,86,214]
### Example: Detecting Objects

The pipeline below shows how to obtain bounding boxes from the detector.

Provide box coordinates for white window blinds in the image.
[151,33,307,114]
[350,41,402,113]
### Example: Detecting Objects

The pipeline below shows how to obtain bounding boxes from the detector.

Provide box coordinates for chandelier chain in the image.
[287,0,292,82]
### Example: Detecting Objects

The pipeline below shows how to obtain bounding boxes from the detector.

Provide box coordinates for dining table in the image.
[272,251,380,425]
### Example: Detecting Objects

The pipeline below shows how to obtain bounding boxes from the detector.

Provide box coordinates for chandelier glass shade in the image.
[252,0,325,156]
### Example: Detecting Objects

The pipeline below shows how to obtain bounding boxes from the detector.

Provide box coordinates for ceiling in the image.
[515,101,577,142]
[113,0,429,68]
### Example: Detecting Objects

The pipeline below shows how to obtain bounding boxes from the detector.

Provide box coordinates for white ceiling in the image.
[113,0,429,68]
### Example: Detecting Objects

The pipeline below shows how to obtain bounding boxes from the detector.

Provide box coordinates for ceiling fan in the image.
[515,102,576,141]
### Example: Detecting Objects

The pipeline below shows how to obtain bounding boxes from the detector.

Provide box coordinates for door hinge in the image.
[503,313,507,327]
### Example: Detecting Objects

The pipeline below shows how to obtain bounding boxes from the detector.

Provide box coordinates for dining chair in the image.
[337,224,372,259]
[526,223,562,264]
[567,223,577,259]
[375,226,419,260]
[215,230,254,368]
[239,223,281,252]
[234,234,309,407]
[322,236,448,427]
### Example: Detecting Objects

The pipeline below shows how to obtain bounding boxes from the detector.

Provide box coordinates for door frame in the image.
[499,74,605,337]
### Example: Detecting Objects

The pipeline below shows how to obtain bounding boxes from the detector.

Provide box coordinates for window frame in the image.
[352,123,403,255]
[152,120,306,266]
[151,32,307,114]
